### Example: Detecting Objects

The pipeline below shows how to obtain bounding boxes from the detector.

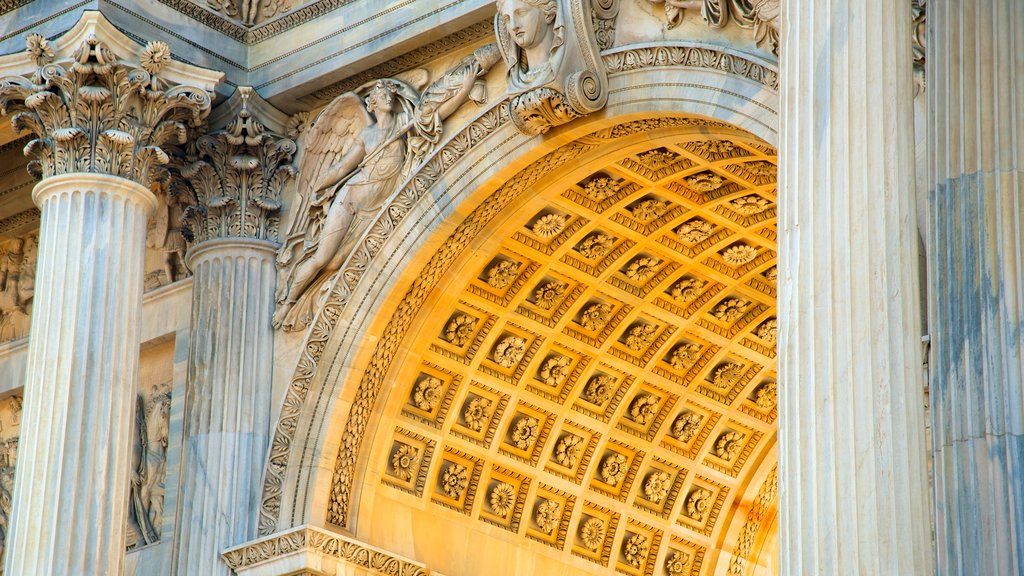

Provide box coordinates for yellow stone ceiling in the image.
[370,131,777,576]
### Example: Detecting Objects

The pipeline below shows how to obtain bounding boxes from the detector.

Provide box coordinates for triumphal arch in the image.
[0,0,1018,575]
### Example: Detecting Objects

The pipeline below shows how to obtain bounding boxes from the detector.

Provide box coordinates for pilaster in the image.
[778,0,933,573]
[928,2,1024,574]
[0,13,218,574]
[173,87,295,575]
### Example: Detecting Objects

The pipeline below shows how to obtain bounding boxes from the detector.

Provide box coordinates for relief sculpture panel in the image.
[0,396,21,573]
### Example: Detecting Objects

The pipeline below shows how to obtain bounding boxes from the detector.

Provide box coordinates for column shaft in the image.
[928,2,1024,574]
[778,1,933,573]
[173,239,277,575]
[4,173,154,575]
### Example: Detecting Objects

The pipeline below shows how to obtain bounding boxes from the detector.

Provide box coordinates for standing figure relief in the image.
[273,46,501,330]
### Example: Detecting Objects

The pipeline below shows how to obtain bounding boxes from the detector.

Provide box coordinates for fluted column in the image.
[5,173,153,574]
[175,239,278,575]
[172,88,295,574]
[0,19,216,575]
[928,3,1024,574]
[778,1,933,574]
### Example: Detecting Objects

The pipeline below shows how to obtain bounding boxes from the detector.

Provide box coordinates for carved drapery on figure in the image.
[0,233,36,343]
[647,0,779,54]
[495,0,610,135]
[207,0,293,27]
[273,46,500,331]
[0,396,21,574]
[179,87,297,245]
[0,34,212,187]
[126,383,171,550]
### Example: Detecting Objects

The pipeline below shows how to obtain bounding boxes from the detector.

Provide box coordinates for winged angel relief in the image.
[274,46,501,330]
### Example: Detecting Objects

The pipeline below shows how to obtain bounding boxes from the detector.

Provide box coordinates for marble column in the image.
[0,24,216,574]
[4,173,153,574]
[172,88,295,574]
[777,1,933,574]
[174,238,278,575]
[928,2,1024,574]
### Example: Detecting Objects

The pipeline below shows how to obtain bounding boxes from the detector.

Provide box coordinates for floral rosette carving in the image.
[554,433,583,467]
[643,470,672,503]
[599,452,628,485]
[493,336,527,368]
[535,499,561,534]
[677,219,714,243]
[741,160,776,177]
[577,233,615,259]
[489,482,516,517]
[582,176,620,201]
[755,381,777,409]
[722,244,758,266]
[390,444,419,481]
[685,171,724,192]
[690,139,735,159]
[670,343,701,371]
[579,517,604,551]
[623,533,650,568]
[0,35,212,185]
[714,431,744,460]
[532,213,566,238]
[584,374,614,405]
[539,355,571,386]
[444,314,476,346]
[711,362,744,388]
[462,397,493,431]
[624,323,658,351]
[441,463,468,498]
[629,394,659,425]
[533,281,566,309]
[671,412,702,442]
[629,198,668,221]
[510,415,539,449]
[486,260,520,289]
[412,376,444,411]
[757,318,778,343]
[670,278,706,302]
[712,298,750,323]
[637,149,678,170]
[625,256,660,283]
[686,488,713,521]
[579,302,613,330]
[665,550,692,575]
[727,194,771,215]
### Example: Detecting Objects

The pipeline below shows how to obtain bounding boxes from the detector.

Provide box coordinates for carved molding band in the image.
[257,42,778,536]
[0,34,213,188]
[222,526,430,575]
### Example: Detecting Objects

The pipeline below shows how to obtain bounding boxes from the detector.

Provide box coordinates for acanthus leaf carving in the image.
[0,35,212,186]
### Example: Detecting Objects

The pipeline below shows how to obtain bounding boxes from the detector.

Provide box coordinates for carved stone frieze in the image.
[647,0,779,54]
[0,35,213,187]
[180,87,296,245]
[0,396,22,571]
[274,47,500,330]
[222,526,430,575]
[126,382,172,550]
[496,0,609,134]
[0,232,36,343]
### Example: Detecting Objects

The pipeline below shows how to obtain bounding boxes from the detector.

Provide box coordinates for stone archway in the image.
[256,43,780,576]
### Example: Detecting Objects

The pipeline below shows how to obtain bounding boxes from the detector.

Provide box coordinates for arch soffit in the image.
[258,41,780,538]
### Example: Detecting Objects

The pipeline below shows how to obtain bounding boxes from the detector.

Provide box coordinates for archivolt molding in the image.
[258,41,778,537]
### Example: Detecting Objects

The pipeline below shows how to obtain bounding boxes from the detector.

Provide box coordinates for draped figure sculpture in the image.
[274,46,501,330]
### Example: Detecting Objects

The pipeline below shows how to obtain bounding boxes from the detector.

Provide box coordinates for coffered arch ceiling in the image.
[345,122,779,576]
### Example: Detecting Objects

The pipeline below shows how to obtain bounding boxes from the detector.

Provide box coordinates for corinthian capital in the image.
[181,87,297,244]
[0,18,219,188]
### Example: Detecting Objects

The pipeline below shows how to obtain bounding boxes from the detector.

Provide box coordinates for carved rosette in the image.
[0,34,212,187]
[496,0,610,135]
[181,88,297,244]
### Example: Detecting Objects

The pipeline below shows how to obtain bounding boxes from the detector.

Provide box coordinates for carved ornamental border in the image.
[222,525,430,575]
[258,42,779,536]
